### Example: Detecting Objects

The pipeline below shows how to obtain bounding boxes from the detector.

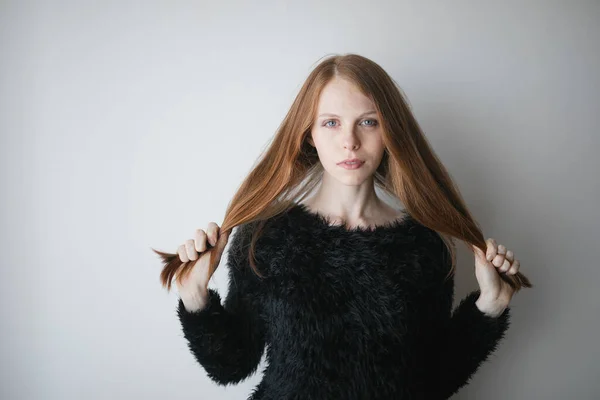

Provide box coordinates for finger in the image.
[206,222,219,246]
[497,244,507,256]
[486,238,498,262]
[498,258,511,273]
[185,239,198,261]
[195,229,207,253]
[505,249,515,263]
[507,259,520,275]
[178,244,189,263]
[492,253,506,267]
[492,243,507,267]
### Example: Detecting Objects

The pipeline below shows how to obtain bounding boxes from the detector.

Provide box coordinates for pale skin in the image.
[472,239,520,317]
[176,76,521,316]
[303,76,402,230]
[176,223,229,312]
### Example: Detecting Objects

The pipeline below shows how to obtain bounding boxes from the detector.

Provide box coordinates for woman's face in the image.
[309,77,385,186]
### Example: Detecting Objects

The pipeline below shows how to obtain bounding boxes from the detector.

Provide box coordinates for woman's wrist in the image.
[475,295,508,318]
[181,290,209,313]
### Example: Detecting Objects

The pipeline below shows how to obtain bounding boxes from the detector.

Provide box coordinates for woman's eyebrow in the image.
[318,110,377,118]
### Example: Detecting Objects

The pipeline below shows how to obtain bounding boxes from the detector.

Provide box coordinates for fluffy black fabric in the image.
[176,204,511,399]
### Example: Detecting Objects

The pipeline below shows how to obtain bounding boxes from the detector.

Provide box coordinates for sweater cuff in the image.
[457,289,511,326]
[177,289,223,321]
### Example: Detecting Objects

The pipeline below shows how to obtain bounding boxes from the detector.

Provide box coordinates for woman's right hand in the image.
[176,222,230,312]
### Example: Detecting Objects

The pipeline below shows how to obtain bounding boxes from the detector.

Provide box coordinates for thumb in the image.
[473,245,486,262]
[216,229,231,251]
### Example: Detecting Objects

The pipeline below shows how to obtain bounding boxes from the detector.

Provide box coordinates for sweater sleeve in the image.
[419,230,511,399]
[176,221,267,386]
[431,286,511,399]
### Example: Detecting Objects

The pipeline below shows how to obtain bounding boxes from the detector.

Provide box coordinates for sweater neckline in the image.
[289,202,414,234]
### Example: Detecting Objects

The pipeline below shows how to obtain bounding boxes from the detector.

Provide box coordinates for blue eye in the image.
[362,119,378,127]
[323,119,378,128]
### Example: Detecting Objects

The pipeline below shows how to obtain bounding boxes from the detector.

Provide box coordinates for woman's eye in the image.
[362,119,378,127]
[323,119,378,128]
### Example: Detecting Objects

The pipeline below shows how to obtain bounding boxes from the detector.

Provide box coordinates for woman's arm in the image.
[176,222,267,386]
[417,229,512,399]
[430,283,511,399]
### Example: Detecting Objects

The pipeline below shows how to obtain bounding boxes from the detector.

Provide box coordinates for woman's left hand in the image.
[472,238,520,317]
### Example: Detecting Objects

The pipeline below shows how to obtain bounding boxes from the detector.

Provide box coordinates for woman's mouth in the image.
[337,160,365,169]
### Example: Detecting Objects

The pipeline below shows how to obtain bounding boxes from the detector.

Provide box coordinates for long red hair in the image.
[153,53,532,292]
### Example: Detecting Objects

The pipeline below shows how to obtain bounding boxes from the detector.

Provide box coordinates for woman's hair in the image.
[153,53,532,292]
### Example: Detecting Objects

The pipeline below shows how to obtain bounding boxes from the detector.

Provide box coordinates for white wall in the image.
[1,1,598,399]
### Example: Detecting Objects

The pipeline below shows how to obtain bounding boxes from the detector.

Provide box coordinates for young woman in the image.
[154,53,532,399]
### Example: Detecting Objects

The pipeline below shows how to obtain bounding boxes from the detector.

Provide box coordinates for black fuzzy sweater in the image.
[176,204,511,399]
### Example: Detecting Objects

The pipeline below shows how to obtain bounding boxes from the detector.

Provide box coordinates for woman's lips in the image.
[338,160,365,169]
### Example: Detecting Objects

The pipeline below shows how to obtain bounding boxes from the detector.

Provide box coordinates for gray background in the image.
[1,1,598,399]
